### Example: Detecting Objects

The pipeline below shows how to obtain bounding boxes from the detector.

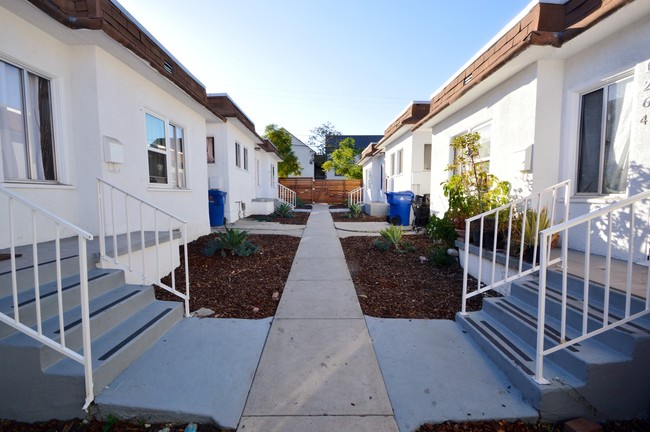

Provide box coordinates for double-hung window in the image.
[396,149,403,175]
[206,137,215,164]
[243,147,249,171]
[145,112,186,188]
[450,123,491,175]
[0,60,57,182]
[577,76,633,195]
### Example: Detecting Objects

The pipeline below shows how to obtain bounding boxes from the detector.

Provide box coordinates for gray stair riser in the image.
[90,302,184,392]
[544,272,649,324]
[483,299,598,381]
[45,301,183,392]
[456,313,592,422]
[511,283,642,355]
[0,256,82,298]
[0,270,126,339]
[39,287,156,369]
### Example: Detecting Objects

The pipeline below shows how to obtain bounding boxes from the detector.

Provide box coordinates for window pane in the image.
[602,77,633,193]
[146,113,165,151]
[244,147,249,170]
[32,74,56,180]
[423,144,431,171]
[235,142,241,167]
[0,62,28,179]
[148,150,167,183]
[577,89,603,193]
[206,137,215,163]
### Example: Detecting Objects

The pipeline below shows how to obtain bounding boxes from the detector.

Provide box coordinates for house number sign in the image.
[642,61,650,125]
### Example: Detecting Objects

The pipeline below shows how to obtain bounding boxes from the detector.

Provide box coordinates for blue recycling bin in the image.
[385,191,414,226]
[208,189,227,227]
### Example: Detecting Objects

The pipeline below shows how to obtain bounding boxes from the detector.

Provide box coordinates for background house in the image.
[287,133,315,178]
[207,94,281,223]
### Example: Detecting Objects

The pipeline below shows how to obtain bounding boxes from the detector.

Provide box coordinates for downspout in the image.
[27,0,104,30]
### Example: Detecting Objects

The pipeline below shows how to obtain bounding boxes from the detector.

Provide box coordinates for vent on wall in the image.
[163,60,173,74]
[463,74,473,85]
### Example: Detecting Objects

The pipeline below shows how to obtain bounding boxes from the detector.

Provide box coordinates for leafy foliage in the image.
[442,132,510,223]
[264,124,302,177]
[295,197,308,208]
[321,137,362,179]
[346,200,363,219]
[203,227,258,257]
[308,121,340,155]
[273,203,294,218]
[425,214,457,248]
[429,246,454,267]
[374,225,414,253]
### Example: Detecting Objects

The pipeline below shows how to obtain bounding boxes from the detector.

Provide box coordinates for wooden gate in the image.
[279,178,362,204]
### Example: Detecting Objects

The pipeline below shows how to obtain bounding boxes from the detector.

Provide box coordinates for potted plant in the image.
[510,206,558,263]
[442,132,510,245]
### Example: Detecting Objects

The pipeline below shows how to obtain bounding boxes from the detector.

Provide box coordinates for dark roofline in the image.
[260,138,282,159]
[28,0,227,122]
[207,94,257,135]
[381,102,430,144]
[413,0,633,131]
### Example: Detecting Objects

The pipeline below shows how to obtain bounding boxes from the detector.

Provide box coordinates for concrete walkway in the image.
[238,204,399,431]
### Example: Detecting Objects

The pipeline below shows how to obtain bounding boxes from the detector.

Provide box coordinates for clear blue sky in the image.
[116,0,533,144]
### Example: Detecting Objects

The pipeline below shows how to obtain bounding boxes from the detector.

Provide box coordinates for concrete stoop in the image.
[456,271,650,421]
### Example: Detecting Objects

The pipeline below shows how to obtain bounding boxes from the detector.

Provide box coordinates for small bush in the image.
[375,225,415,253]
[273,203,294,218]
[347,202,362,219]
[425,214,457,248]
[429,246,453,267]
[203,227,258,257]
[373,238,391,252]
[295,197,307,208]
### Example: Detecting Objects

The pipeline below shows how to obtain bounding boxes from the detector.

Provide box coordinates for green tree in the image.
[308,122,340,155]
[264,124,302,177]
[321,137,362,179]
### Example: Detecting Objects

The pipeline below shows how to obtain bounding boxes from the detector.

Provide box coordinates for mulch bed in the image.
[0,419,223,432]
[246,212,310,225]
[330,211,387,223]
[416,419,650,432]
[154,234,300,318]
[340,234,482,319]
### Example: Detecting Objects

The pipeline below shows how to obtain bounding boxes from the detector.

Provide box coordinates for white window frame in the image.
[424,144,432,171]
[145,111,187,189]
[1,59,58,183]
[243,146,249,171]
[271,163,276,186]
[575,73,634,196]
[396,149,403,175]
[449,121,491,175]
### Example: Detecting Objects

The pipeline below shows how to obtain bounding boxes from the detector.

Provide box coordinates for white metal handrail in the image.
[278,183,296,208]
[97,179,190,316]
[461,180,571,313]
[0,186,94,410]
[534,189,650,384]
[348,186,365,206]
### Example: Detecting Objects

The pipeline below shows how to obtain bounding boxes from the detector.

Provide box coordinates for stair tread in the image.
[45,299,182,376]
[0,268,120,314]
[484,296,630,365]
[517,280,650,336]
[461,310,584,387]
[0,284,151,346]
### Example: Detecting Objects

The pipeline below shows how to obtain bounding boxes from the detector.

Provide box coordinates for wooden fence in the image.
[279,178,362,204]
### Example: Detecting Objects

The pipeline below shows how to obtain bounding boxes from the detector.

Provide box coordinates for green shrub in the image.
[203,227,258,257]
[429,246,453,267]
[347,202,362,219]
[373,238,391,252]
[295,197,307,208]
[425,214,457,248]
[273,203,294,218]
[375,225,414,253]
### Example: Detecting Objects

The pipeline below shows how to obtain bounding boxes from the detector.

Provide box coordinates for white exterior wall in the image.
[557,13,650,261]
[289,136,314,178]
[384,134,411,193]
[0,4,212,245]
[428,64,539,215]
[255,149,280,200]
[361,153,385,203]
[206,121,257,223]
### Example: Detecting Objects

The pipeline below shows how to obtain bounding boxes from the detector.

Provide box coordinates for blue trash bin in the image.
[385,191,414,226]
[208,189,227,227]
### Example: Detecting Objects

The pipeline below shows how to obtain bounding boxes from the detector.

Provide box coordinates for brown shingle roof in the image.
[27,0,227,122]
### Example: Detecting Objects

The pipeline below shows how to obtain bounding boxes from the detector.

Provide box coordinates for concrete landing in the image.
[367,318,538,432]
[238,204,399,431]
[94,318,271,429]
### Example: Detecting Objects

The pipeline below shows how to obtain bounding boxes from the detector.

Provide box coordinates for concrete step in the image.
[512,279,650,356]
[46,298,183,392]
[481,296,629,381]
[456,311,591,421]
[0,268,125,339]
[0,254,82,298]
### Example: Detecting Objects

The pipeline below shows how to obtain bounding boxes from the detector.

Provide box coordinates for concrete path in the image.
[238,204,399,431]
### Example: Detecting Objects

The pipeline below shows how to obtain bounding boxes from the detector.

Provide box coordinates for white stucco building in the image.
[0,0,225,244]
[288,133,315,178]
[411,0,650,263]
[206,94,281,223]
